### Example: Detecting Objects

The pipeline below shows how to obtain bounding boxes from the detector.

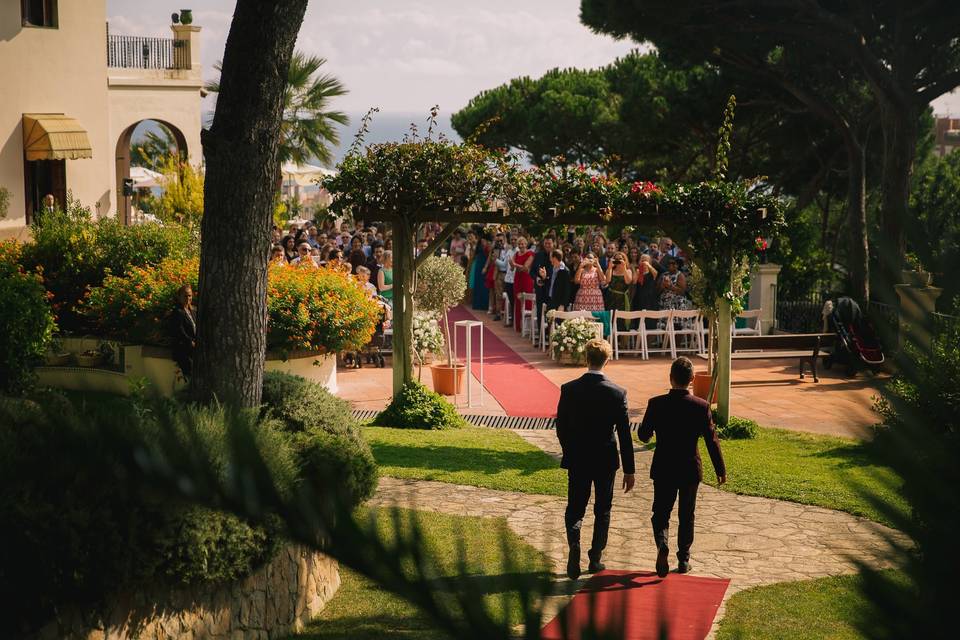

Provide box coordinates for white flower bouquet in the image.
[550,317,597,364]
[412,311,444,364]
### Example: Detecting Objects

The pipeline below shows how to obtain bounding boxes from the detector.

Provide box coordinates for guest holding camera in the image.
[573,252,606,312]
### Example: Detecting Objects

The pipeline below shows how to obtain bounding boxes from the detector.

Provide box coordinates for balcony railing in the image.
[106,30,189,70]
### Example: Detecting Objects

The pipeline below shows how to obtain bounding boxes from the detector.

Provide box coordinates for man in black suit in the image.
[533,236,556,313]
[638,356,726,577]
[557,339,635,579]
[545,249,571,311]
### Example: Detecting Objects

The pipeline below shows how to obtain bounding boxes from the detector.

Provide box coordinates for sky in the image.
[110,0,960,160]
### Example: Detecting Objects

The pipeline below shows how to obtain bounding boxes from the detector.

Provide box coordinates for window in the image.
[21,0,58,28]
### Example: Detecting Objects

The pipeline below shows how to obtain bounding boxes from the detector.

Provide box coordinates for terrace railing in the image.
[106,28,189,70]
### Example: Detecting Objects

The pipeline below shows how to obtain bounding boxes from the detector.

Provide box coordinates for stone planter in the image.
[900,270,932,287]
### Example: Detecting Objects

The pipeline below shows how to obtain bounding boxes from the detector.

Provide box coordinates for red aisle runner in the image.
[541,570,730,640]
[446,306,560,417]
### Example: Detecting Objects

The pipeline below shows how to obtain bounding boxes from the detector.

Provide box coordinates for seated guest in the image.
[355,266,378,298]
[169,284,196,378]
[348,236,367,274]
[282,235,297,262]
[270,244,286,265]
[546,249,571,311]
[291,242,318,267]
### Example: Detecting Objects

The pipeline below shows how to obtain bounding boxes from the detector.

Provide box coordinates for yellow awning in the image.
[22,113,93,161]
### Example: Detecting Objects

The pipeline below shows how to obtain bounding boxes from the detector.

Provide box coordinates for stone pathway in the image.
[369,429,908,637]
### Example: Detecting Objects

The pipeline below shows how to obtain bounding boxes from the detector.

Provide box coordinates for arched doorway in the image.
[115,119,188,225]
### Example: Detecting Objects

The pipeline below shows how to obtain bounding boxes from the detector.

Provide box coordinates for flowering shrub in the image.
[0,240,57,393]
[550,317,599,364]
[267,264,380,354]
[85,261,380,354]
[412,311,444,362]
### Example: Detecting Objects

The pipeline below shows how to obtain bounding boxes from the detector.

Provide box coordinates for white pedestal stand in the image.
[453,320,484,408]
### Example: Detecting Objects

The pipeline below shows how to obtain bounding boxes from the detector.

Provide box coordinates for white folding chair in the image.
[670,309,703,356]
[734,309,762,336]
[502,292,512,326]
[519,293,537,338]
[639,310,675,359]
[611,310,646,359]
[548,310,595,359]
[533,303,547,347]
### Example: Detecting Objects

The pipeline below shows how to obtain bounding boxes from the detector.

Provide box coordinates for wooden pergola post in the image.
[391,220,415,396]
[716,297,733,423]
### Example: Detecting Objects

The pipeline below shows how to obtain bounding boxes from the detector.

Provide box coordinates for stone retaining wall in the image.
[35,545,339,640]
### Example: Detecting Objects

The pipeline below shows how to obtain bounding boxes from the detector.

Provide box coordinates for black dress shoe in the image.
[677,560,692,574]
[567,546,581,580]
[587,559,606,573]
[656,547,670,578]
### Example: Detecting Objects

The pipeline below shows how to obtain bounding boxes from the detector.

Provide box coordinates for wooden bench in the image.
[731,333,836,382]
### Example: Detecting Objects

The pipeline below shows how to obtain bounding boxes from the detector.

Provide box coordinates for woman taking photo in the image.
[572,252,607,311]
[658,257,691,311]
[605,251,634,320]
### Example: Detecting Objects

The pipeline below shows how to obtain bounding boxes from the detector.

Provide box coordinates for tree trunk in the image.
[192,0,308,407]
[391,222,415,396]
[877,105,919,300]
[844,135,869,302]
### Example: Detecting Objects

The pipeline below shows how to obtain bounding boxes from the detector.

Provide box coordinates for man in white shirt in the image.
[500,234,519,322]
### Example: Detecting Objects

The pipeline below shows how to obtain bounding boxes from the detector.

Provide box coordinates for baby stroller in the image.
[824,296,885,376]
[345,296,391,369]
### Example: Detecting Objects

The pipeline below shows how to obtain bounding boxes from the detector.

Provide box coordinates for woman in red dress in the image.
[511,235,535,332]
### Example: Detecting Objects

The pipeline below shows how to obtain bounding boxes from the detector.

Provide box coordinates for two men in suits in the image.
[638,356,726,577]
[556,352,726,580]
[556,339,635,579]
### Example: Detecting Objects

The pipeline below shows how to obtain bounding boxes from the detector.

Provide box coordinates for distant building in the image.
[0,2,203,239]
[934,117,960,158]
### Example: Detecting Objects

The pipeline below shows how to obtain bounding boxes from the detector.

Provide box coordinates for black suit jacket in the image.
[547,267,571,311]
[637,389,725,484]
[533,250,553,304]
[556,372,635,475]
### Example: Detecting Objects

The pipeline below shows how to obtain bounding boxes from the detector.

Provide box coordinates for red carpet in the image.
[446,306,560,417]
[541,570,730,640]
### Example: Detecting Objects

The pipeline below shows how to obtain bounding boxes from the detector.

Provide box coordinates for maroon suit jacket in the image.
[637,389,725,484]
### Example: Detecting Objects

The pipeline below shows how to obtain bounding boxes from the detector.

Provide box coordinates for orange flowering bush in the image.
[85,257,199,345]
[86,259,379,353]
[267,263,380,354]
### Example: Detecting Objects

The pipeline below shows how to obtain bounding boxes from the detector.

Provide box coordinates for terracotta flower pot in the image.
[430,363,466,395]
[692,371,717,403]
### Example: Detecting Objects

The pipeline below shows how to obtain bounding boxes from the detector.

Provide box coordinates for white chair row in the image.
[610,309,707,360]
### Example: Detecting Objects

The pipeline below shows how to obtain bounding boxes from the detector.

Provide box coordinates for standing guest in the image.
[169,284,197,379]
[471,232,490,311]
[574,236,587,256]
[384,236,393,251]
[627,246,641,272]
[326,248,344,270]
[605,251,634,329]
[348,236,366,274]
[490,231,508,321]
[378,250,394,304]
[573,252,606,312]
[533,236,555,315]
[282,236,297,262]
[307,226,320,248]
[501,234,518,322]
[546,249,571,312]
[449,229,467,268]
[556,339,635,579]
[637,357,726,577]
[600,242,619,272]
[271,226,282,244]
[291,242,317,267]
[633,254,660,316]
[658,258,691,311]
[415,238,430,257]
[355,266,378,298]
[511,236,535,332]
[270,244,286,265]
[366,243,385,289]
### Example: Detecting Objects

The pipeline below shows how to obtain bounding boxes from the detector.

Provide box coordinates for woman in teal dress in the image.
[471,235,490,311]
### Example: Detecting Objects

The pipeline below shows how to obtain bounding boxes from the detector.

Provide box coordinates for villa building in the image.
[0,1,203,239]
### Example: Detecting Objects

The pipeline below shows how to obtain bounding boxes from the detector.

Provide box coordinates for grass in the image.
[291,509,551,640]
[716,571,908,640]
[699,427,908,528]
[362,426,568,496]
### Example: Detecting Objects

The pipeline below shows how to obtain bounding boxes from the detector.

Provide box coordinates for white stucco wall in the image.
[0,4,203,240]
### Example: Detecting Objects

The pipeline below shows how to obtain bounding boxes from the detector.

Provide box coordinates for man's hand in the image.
[622,473,635,493]
[717,474,727,485]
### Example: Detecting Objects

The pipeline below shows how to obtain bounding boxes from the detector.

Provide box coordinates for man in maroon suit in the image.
[638,356,726,577]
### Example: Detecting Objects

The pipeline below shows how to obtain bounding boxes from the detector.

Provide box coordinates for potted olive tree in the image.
[415,256,467,395]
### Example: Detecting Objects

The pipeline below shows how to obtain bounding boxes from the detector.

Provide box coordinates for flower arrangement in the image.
[414,256,467,366]
[411,311,444,377]
[84,260,380,355]
[550,317,598,364]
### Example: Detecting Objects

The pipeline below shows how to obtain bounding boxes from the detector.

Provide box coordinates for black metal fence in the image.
[775,292,829,334]
[106,32,189,70]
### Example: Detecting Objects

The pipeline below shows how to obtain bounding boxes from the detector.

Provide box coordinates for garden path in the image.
[370,431,907,638]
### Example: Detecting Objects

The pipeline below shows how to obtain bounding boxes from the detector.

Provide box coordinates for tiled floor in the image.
[337,308,885,439]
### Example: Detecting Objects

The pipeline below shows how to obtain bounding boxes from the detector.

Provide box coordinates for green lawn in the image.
[716,571,908,640]
[699,428,908,528]
[362,426,568,496]
[291,509,551,640]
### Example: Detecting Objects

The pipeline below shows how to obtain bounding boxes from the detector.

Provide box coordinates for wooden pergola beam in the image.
[414,221,459,269]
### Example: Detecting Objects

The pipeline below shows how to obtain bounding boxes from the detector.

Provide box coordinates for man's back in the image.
[556,372,634,474]
[638,389,725,484]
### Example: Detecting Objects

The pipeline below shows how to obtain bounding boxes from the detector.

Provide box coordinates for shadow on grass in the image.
[422,569,554,595]
[294,613,445,640]
[810,443,879,470]
[370,442,561,477]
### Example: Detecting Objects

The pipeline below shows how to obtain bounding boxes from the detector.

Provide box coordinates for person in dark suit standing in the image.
[532,236,555,314]
[638,356,726,577]
[557,339,636,579]
[169,284,197,378]
[545,249,571,311]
